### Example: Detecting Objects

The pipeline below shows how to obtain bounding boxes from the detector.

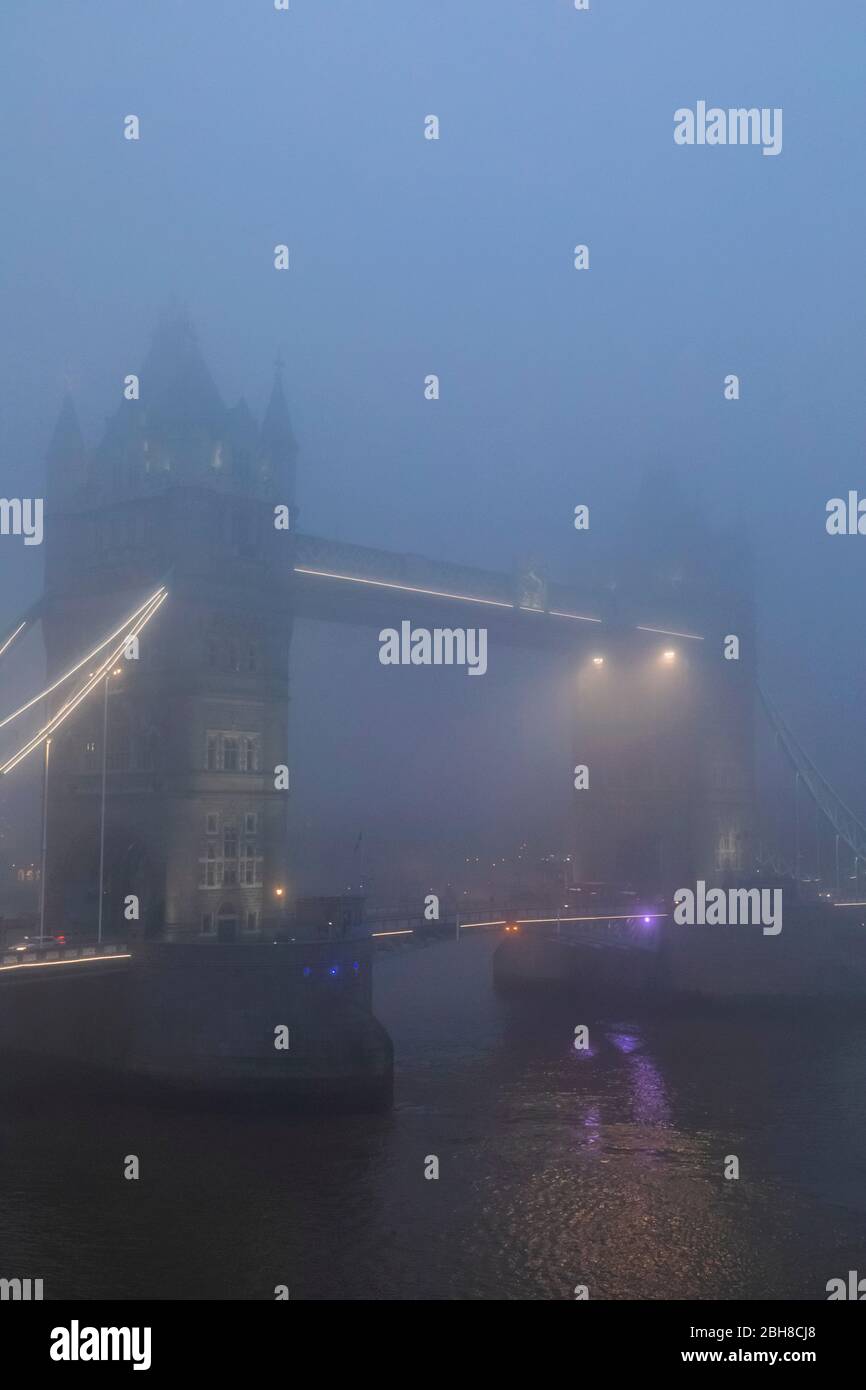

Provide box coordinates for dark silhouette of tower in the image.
[42,314,296,940]
[571,471,757,893]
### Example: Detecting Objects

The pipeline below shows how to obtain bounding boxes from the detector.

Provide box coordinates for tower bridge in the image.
[2,315,760,940]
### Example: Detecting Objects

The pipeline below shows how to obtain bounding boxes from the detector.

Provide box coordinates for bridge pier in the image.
[572,622,755,894]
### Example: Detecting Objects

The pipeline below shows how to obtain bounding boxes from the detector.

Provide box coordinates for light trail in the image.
[294,567,514,609]
[296,567,712,641]
[370,928,414,938]
[636,625,704,641]
[0,621,27,661]
[1,590,166,774]
[0,587,166,732]
[459,913,667,928]
[0,952,131,973]
[548,609,603,624]
[0,590,167,775]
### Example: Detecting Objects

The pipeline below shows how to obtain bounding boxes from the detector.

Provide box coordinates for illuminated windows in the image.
[199,815,262,889]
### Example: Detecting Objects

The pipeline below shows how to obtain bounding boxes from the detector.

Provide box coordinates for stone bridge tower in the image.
[570,478,757,896]
[42,314,296,941]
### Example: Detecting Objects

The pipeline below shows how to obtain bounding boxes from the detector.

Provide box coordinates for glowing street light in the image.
[662,649,676,662]
[592,655,604,667]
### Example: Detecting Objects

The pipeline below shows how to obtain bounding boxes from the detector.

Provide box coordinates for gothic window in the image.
[244,812,257,835]
[201,912,214,934]
[200,842,220,888]
[227,641,240,672]
[239,840,262,886]
[246,911,258,933]
[206,812,219,835]
[205,731,260,772]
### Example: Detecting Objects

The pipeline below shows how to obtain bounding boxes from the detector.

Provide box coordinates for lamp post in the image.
[38,737,51,941]
[97,674,109,944]
[96,667,122,945]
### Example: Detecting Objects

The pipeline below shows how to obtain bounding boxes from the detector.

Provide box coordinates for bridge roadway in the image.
[0,941,130,975]
[291,533,709,652]
[0,526,713,669]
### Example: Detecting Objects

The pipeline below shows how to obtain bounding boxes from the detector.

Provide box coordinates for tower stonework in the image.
[571,497,757,896]
[42,316,297,941]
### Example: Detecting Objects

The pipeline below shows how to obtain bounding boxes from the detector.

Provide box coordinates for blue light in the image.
[302,966,312,978]
[352,961,360,971]
[329,965,339,976]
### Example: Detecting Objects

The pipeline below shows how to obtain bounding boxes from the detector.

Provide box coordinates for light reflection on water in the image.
[1,933,865,1299]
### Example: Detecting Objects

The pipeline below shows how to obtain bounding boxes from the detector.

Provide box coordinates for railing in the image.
[0,942,130,971]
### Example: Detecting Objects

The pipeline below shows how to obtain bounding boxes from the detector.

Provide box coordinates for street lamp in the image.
[96,667,123,944]
[38,737,51,941]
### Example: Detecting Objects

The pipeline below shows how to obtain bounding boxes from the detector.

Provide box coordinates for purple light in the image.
[643,916,651,924]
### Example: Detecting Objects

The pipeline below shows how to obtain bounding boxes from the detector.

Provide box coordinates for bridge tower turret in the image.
[42,315,297,942]
[571,483,756,896]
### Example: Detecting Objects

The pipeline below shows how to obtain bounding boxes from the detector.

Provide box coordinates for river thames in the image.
[3,932,866,1300]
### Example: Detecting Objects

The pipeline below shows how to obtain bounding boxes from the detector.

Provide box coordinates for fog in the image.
[1,0,864,894]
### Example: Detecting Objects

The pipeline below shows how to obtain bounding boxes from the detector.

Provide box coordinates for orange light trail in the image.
[0,590,167,775]
[0,587,166,732]
[0,952,131,973]
[459,913,667,928]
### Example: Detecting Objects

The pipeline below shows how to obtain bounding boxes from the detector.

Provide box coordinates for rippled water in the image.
[2,933,865,1299]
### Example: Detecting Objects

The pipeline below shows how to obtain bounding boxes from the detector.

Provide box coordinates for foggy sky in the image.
[1,1,864,892]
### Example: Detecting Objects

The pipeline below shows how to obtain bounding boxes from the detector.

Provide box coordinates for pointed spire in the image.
[138,309,224,429]
[260,353,298,501]
[46,392,87,501]
[93,310,228,499]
